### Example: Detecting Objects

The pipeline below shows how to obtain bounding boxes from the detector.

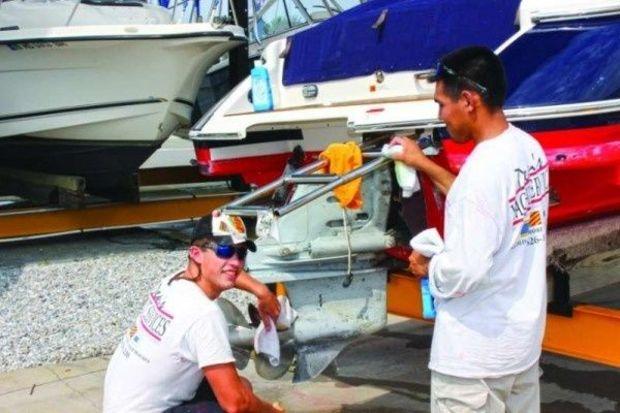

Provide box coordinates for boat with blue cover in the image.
[190,0,620,228]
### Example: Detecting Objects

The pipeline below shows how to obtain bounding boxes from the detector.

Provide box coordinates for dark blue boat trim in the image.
[1,32,245,46]
[0,98,165,122]
[0,136,162,194]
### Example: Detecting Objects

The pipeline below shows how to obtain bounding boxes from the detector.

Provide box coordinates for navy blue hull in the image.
[0,136,162,198]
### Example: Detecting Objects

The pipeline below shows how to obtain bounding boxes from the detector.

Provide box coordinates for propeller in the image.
[218,298,298,380]
[254,339,296,380]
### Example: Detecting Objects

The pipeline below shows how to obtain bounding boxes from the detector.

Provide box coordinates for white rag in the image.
[409,228,444,257]
[253,296,298,366]
[256,210,280,241]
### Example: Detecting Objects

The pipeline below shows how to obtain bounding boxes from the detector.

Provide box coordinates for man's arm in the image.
[235,270,281,328]
[204,363,284,413]
[427,196,500,299]
[389,135,455,196]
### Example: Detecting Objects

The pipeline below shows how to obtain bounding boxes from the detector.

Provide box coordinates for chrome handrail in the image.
[221,151,391,218]
[351,98,620,134]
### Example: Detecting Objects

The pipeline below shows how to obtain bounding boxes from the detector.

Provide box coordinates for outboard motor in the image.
[217,151,394,381]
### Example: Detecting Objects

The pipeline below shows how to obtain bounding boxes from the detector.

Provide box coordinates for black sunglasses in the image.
[435,62,488,96]
[205,242,248,260]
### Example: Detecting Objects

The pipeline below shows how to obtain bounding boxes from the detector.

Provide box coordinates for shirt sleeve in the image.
[428,195,501,299]
[185,310,235,368]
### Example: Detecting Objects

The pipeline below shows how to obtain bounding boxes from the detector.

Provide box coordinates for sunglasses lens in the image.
[213,244,248,260]
[215,244,235,259]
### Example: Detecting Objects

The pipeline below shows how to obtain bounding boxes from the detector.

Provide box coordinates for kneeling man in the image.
[104,216,284,413]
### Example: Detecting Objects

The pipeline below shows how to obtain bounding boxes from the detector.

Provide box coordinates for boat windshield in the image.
[249,0,364,44]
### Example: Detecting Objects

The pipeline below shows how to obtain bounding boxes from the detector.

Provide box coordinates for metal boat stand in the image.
[0,167,87,208]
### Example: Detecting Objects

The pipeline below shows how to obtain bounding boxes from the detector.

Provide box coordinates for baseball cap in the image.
[191,214,257,252]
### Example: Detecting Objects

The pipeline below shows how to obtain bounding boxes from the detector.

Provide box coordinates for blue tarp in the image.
[503,19,620,108]
[283,0,521,86]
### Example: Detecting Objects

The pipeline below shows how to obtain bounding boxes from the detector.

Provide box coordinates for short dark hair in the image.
[431,46,507,109]
[190,216,215,247]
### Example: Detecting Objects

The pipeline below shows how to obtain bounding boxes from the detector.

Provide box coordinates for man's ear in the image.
[461,90,478,112]
[188,246,204,264]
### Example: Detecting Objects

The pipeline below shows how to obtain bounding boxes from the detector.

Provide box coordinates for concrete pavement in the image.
[1,315,619,413]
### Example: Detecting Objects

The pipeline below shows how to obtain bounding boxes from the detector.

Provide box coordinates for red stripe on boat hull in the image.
[428,124,620,228]
[194,147,321,186]
[195,123,620,228]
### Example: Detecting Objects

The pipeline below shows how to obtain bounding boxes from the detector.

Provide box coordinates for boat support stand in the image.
[0,167,86,208]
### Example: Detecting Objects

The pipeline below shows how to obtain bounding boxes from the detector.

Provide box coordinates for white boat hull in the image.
[0,23,244,196]
[1,25,244,141]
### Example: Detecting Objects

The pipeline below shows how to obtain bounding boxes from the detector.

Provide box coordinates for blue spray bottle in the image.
[420,277,436,319]
[251,60,273,112]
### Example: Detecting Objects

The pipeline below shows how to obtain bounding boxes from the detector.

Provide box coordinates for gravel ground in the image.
[0,222,254,373]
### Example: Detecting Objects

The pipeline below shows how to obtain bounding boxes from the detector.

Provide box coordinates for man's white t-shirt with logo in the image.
[428,124,549,378]
[103,273,235,413]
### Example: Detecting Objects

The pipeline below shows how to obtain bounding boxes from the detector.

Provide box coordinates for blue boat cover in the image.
[503,18,620,108]
[283,0,521,86]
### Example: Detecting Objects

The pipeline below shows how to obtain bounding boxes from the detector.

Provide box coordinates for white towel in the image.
[254,296,298,366]
[410,228,444,257]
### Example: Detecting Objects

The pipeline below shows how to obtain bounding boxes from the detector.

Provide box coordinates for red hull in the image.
[195,147,321,186]
[195,123,620,228]
[424,124,620,229]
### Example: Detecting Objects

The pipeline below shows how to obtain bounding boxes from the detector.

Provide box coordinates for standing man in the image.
[103,215,284,413]
[391,46,549,412]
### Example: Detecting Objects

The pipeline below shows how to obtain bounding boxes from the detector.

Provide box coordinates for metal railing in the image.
[220,151,391,218]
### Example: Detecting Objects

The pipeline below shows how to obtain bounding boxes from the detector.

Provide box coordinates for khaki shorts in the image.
[430,362,541,413]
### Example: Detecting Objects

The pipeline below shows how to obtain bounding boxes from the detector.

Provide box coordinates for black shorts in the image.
[162,380,223,413]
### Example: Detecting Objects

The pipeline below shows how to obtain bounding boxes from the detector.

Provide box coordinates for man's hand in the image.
[273,401,285,412]
[257,287,281,331]
[234,271,281,330]
[390,135,455,196]
[389,135,428,169]
[408,250,430,278]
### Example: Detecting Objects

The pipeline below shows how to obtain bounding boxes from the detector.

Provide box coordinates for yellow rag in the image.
[319,141,363,209]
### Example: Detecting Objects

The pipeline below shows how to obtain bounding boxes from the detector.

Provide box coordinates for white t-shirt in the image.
[103,272,235,413]
[428,124,549,378]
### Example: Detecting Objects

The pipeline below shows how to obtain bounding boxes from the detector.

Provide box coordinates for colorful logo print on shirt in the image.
[520,210,542,234]
[510,158,549,226]
[510,156,549,248]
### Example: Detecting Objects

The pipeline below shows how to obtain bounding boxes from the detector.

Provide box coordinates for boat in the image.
[0,0,245,200]
[189,0,521,186]
[184,0,620,381]
[189,0,620,228]
[139,0,365,179]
